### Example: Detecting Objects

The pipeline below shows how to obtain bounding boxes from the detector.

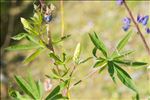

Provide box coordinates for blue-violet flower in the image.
[116,0,124,5]
[44,15,52,23]
[137,15,149,26]
[146,27,150,34]
[122,17,131,31]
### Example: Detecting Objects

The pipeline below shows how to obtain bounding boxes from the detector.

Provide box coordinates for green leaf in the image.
[73,43,81,64]
[14,75,35,99]
[93,60,106,68]
[92,47,97,58]
[5,44,40,51]
[107,61,114,77]
[9,90,31,100]
[59,80,69,90]
[21,17,32,30]
[114,60,147,67]
[114,64,138,92]
[62,53,66,62]
[61,34,71,40]
[107,61,116,83]
[28,74,39,99]
[98,66,106,74]
[26,34,39,44]
[53,35,71,44]
[113,50,134,59]
[79,57,92,64]
[11,33,27,40]
[89,32,107,57]
[50,94,67,100]
[49,52,62,62]
[36,80,43,99]
[45,86,60,100]
[23,48,44,63]
[46,71,61,79]
[116,31,132,51]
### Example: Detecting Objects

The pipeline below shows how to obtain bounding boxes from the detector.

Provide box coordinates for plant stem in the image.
[69,67,100,90]
[66,65,77,99]
[46,24,61,75]
[123,0,150,55]
[39,0,45,9]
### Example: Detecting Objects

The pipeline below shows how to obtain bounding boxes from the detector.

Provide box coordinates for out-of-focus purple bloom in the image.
[146,27,150,34]
[123,17,131,25]
[137,15,149,26]
[137,15,143,23]
[141,16,149,26]
[44,15,52,23]
[116,0,124,5]
[122,24,130,31]
[122,17,131,31]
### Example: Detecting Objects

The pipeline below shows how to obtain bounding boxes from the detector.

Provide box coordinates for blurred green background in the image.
[0,0,150,100]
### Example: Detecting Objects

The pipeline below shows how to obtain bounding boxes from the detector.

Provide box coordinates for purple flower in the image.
[122,17,131,31]
[137,15,143,23]
[146,27,150,34]
[123,17,131,25]
[141,16,149,26]
[137,15,149,26]
[122,24,130,31]
[44,15,52,23]
[116,0,124,5]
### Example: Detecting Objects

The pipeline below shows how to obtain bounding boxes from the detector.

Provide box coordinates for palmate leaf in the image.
[28,74,39,98]
[23,48,44,63]
[5,44,40,51]
[114,60,147,67]
[14,75,43,99]
[116,31,132,51]
[89,32,108,57]
[114,64,138,92]
[14,76,35,99]
[9,90,31,100]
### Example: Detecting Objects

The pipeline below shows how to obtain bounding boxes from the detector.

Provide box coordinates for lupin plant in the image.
[6,0,149,100]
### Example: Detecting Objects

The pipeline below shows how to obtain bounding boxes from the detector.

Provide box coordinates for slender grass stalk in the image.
[60,0,65,37]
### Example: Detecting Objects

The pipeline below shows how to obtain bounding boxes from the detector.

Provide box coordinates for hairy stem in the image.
[46,24,61,75]
[123,0,150,55]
